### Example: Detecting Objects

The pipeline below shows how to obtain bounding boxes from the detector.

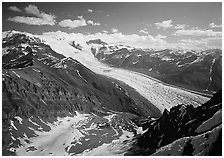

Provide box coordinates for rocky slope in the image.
[126,90,222,156]
[2,31,160,155]
[88,40,222,93]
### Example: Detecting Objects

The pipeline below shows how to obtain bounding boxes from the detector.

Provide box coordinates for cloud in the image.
[59,16,100,29]
[174,28,222,37]
[59,16,87,29]
[155,19,173,29]
[139,30,148,34]
[112,28,119,33]
[87,9,93,12]
[8,16,55,26]
[102,30,108,33]
[155,20,187,30]
[155,34,167,39]
[24,5,56,25]
[176,37,222,50]
[42,30,221,51]
[174,24,186,30]
[87,20,100,26]
[8,6,22,12]
[209,23,222,28]
[8,4,56,26]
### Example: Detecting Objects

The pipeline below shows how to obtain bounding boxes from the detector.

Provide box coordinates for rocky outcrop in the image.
[86,39,108,45]
[126,90,222,156]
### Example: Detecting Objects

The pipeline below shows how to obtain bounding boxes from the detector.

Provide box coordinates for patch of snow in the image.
[11,136,16,141]
[104,114,116,122]
[79,129,134,156]
[15,111,91,156]
[9,148,16,152]
[188,56,204,65]
[133,60,139,64]
[112,54,123,58]
[21,43,29,48]
[125,54,131,58]
[43,53,59,61]
[75,70,87,82]
[161,56,174,61]
[10,121,18,130]
[136,126,148,135]
[2,48,10,55]
[14,116,23,124]
[53,62,67,69]
[29,118,40,127]
[33,68,41,72]
[12,71,20,78]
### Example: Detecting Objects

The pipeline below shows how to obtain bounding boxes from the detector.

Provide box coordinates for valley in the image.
[39,32,210,112]
[2,30,221,156]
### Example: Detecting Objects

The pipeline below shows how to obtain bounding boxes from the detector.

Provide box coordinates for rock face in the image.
[126,90,222,156]
[88,40,222,92]
[2,31,161,155]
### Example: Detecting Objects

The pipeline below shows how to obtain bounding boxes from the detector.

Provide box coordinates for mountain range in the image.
[87,39,221,93]
[2,30,222,156]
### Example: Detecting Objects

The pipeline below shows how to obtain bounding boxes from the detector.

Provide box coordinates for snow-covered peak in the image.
[3,30,40,42]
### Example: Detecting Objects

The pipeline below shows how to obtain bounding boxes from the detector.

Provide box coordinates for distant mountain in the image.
[86,39,108,45]
[126,90,222,156]
[87,40,222,92]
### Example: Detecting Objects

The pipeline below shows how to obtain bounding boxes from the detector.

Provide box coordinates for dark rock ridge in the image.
[87,40,222,92]
[126,90,222,156]
[70,41,82,51]
[2,31,161,155]
[86,39,108,45]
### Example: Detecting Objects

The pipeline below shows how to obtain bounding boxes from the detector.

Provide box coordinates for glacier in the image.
[38,32,209,112]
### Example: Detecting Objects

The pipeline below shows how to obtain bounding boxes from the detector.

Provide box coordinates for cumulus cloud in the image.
[155,34,167,39]
[209,23,222,28]
[176,37,222,50]
[59,16,100,29]
[155,19,173,29]
[8,4,56,26]
[102,30,108,33]
[174,28,222,37]
[87,9,93,12]
[59,17,87,29]
[139,30,149,34]
[8,6,22,12]
[112,28,119,33]
[8,16,55,26]
[174,24,186,30]
[87,20,100,26]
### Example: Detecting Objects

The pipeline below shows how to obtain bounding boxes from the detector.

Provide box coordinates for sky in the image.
[2,2,222,50]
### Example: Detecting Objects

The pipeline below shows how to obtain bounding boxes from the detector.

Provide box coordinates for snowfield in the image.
[39,32,209,112]
[10,112,140,156]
